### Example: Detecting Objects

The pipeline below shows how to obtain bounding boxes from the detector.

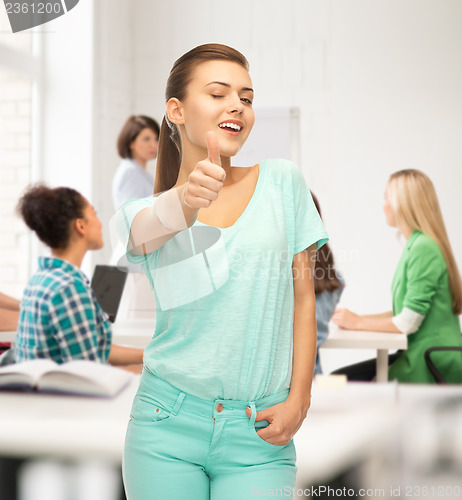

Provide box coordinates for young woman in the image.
[310,192,344,375]
[333,169,462,383]
[112,115,160,322]
[112,115,160,210]
[15,185,143,371]
[116,44,328,498]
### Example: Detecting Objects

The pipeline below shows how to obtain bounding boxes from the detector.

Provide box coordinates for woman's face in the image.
[82,201,104,250]
[383,186,397,227]
[130,127,159,165]
[174,60,255,160]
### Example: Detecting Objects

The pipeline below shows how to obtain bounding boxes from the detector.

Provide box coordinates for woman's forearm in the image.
[333,308,400,332]
[108,344,144,365]
[356,315,401,333]
[287,297,317,414]
[362,311,393,320]
[287,246,318,414]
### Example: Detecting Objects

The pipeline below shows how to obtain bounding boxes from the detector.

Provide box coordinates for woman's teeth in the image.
[219,123,242,131]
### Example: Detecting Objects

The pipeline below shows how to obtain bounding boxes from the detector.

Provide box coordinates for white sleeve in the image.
[392,307,425,335]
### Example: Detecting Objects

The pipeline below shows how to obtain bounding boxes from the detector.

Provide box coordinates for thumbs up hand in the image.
[182,131,226,209]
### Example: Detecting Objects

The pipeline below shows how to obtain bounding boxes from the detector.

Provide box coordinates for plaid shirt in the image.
[15,257,112,364]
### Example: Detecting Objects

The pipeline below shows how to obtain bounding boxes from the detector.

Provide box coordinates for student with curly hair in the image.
[15,184,143,371]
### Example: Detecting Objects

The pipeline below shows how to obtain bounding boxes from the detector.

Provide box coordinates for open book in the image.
[0,359,134,397]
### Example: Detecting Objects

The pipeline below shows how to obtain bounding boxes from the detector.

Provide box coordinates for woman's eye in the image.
[212,95,223,99]
[241,98,253,105]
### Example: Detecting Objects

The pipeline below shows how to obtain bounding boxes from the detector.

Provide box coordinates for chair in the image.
[424,346,462,384]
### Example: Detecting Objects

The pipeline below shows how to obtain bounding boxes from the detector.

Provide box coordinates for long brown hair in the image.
[311,192,343,294]
[117,115,160,159]
[387,169,462,314]
[154,44,249,194]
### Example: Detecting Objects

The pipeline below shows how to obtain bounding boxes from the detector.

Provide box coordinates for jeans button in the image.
[216,403,223,413]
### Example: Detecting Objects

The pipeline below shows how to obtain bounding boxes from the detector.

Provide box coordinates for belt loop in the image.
[172,392,185,416]
[247,402,257,428]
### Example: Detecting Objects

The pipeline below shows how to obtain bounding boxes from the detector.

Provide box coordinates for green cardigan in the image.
[388,231,462,384]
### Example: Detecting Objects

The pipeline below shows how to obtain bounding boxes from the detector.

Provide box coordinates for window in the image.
[0,11,37,298]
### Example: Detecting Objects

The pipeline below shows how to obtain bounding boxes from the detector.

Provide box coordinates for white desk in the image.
[0,319,156,348]
[3,322,408,382]
[1,379,460,496]
[0,380,406,499]
[111,319,155,347]
[295,382,401,489]
[0,380,400,477]
[0,378,139,462]
[321,325,408,382]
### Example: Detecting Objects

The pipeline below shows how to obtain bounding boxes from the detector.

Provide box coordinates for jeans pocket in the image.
[130,395,172,426]
[248,420,287,451]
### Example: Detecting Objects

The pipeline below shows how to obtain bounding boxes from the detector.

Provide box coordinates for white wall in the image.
[126,0,462,370]
[40,1,93,194]
[131,0,462,315]
[39,0,94,274]
[39,0,138,272]
[328,0,462,313]
[91,0,136,268]
[29,0,462,367]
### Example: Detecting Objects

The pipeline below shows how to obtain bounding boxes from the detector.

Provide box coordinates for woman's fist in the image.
[182,131,226,209]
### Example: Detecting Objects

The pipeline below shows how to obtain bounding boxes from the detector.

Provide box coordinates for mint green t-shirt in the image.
[116,159,328,400]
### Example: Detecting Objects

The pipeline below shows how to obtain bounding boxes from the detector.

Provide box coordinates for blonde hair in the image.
[387,169,462,314]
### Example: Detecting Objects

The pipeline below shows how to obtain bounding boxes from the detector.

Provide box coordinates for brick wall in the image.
[0,20,33,298]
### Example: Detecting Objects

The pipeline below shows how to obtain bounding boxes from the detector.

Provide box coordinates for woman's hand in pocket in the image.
[245,401,306,446]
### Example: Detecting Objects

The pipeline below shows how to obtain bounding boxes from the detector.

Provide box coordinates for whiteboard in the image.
[233,107,300,167]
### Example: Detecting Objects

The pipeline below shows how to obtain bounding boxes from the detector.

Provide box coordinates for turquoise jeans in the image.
[123,367,297,499]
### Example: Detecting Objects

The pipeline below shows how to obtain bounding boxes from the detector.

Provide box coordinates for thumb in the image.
[207,131,221,166]
[246,406,272,422]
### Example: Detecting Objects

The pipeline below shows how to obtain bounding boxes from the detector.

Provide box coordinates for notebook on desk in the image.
[91,265,128,323]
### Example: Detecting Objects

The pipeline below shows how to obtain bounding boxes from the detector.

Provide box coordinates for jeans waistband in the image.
[139,365,289,418]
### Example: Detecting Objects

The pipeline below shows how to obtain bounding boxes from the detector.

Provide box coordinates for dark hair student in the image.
[15,184,143,370]
[310,191,344,375]
[117,115,160,160]
[310,192,343,294]
[113,115,160,211]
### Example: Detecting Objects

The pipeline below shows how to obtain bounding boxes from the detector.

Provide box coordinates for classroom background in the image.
[1,1,461,371]
[0,1,461,499]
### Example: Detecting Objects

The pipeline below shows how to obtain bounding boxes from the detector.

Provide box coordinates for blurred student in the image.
[311,193,344,375]
[333,169,462,383]
[15,184,143,372]
[112,115,160,211]
[112,115,159,322]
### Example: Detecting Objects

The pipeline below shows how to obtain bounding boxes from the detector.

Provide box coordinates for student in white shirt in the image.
[112,115,160,210]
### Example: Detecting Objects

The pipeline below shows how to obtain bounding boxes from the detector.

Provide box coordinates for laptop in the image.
[90,265,128,323]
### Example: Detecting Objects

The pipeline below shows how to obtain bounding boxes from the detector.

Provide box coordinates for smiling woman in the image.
[117,43,329,500]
